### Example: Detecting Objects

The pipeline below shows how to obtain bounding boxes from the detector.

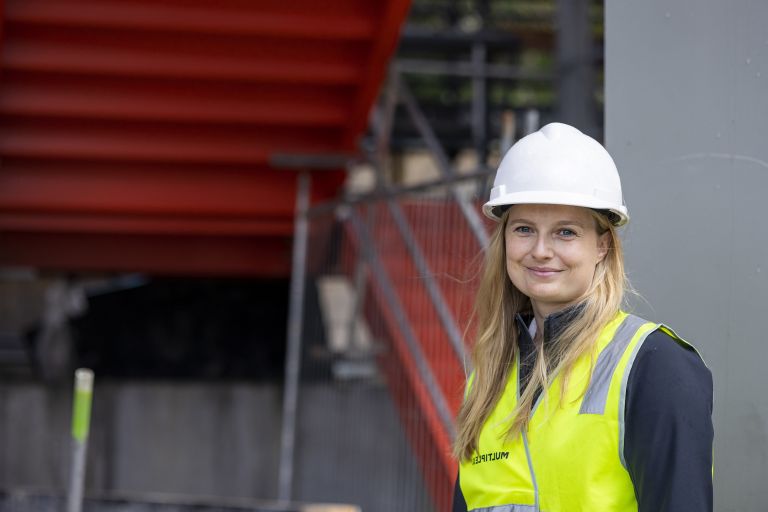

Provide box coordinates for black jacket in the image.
[452,307,714,512]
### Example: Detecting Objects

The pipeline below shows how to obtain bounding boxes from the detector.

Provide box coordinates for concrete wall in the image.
[605,2,768,509]
[0,381,430,512]
[0,383,282,498]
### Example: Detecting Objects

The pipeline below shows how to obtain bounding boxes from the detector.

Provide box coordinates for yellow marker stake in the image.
[67,368,94,512]
[72,369,93,442]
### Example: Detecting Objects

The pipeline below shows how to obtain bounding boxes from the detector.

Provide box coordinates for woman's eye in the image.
[513,226,532,234]
[557,228,577,237]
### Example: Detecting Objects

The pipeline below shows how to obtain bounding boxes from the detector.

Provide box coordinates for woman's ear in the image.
[596,231,610,263]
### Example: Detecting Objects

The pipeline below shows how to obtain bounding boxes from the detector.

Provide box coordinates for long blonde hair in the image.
[453,208,626,461]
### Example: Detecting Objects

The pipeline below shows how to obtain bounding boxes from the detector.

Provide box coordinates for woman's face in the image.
[504,203,610,318]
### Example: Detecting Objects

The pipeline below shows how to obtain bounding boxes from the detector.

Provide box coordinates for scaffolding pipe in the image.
[278,171,311,503]
[347,211,456,439]
[386,200,468,367]
[309,167,494,218]
[396,76,490,249]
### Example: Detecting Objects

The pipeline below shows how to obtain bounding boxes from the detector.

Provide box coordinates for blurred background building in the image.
[1,0,766,511]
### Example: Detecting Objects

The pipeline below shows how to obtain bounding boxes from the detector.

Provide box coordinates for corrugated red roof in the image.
[0,0,411,276]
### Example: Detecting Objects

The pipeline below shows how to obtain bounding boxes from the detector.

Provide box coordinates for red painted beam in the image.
[0,213,294,237]
[6,0,378,40]
[0,71,354,126]
[0,160,343,217]
[0,232,293,276]
[3,26,366,85]
[0,118,343,164]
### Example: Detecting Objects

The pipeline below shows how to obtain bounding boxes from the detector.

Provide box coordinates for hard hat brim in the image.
[482,191,629,226]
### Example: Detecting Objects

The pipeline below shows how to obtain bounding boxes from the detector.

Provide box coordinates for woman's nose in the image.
[531,235,554,259]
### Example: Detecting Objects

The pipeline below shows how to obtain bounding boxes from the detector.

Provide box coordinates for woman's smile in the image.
[526,266,563,277]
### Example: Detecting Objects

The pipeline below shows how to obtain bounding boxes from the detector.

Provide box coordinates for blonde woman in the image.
[452,123,713,512]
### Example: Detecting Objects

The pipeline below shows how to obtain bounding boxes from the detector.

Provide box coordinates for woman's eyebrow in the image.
[507,218,533,224]
[507,218,586,227]
[555,220,586,227]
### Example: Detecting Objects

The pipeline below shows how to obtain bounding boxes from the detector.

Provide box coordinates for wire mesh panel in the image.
[294,178,492,512]
[0,491,358,512]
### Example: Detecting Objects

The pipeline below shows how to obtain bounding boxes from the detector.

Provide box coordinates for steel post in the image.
[277,171,311,503]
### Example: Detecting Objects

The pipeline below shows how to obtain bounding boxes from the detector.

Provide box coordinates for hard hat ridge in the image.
[482,122,629,226]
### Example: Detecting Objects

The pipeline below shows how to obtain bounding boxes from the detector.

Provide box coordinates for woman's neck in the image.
[531,300,586,343]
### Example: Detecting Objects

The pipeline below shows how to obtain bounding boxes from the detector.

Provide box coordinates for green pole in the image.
[67,368,94,512]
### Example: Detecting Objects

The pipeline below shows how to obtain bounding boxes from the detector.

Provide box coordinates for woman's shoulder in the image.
[637,323,707,367]
[628,325,713,405]
[621,313,708,371]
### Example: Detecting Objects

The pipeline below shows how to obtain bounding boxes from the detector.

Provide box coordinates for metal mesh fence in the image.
[293,177,492,512]
[0,491,359,512]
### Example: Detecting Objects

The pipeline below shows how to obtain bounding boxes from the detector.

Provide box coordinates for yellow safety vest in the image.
[459,311,696,512]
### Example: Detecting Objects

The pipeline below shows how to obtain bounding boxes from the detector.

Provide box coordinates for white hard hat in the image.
[483,122,629,226]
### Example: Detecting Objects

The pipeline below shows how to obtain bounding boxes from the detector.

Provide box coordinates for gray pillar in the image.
[606,1,768,509]
[556,0,598,137]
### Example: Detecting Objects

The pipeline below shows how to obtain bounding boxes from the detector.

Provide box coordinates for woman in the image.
[452,123,713,512]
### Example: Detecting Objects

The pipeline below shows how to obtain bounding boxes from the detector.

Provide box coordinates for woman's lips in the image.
[527,267,562,277]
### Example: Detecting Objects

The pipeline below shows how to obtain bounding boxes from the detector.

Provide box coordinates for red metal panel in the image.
[6,0,379,40]
[0,213,294,237]
[3,26,367,84]
[0,232,293,276]
[1,160,304,216]
[1,71,355,126]
[0,0,410,276]
[0,117,344,163]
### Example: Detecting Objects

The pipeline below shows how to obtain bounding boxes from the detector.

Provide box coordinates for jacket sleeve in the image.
[453,472,468,512]
[623,329,714,512]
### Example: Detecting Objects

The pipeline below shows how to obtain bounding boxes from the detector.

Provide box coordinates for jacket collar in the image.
[515,301,586,345]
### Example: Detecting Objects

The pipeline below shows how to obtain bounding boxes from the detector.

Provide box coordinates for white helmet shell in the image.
[483,122,629,226]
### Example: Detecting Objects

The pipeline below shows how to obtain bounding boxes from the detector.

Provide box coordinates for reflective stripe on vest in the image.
[471,505,538,512]
[459,311,697,512]
[579,314,648,414]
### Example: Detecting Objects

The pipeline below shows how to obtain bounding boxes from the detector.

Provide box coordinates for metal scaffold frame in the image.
[278,67,501,509]
[277,1,603,505]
